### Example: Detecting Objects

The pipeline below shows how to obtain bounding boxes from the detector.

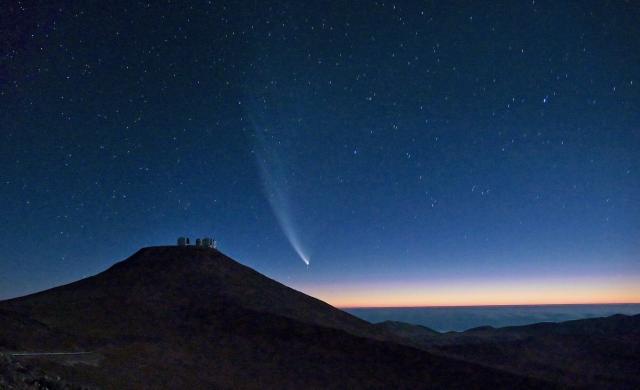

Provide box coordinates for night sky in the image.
[2,1,639,306]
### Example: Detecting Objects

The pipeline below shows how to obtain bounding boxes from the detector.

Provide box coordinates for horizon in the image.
[1,244,639,309]
[5,268,640,308]
[338,302,640,309]
[302,279,640,308]
[342,302,640,332]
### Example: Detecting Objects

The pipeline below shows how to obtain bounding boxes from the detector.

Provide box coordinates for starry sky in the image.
[1,1,639,306]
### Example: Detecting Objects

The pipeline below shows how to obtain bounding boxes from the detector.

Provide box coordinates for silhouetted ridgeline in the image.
[0,246,636,388]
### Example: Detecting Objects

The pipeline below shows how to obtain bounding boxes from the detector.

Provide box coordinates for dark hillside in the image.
[0,247,547,389]
[380,313,640,388]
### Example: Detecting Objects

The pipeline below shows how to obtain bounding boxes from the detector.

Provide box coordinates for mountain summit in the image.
[1,246,377,342]
[0,246,547,389]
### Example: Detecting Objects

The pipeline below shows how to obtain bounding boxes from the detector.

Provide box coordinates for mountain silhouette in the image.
[379,313,640,389]
[0,246,548,389]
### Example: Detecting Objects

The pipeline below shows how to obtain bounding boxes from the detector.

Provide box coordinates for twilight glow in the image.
[301,277,640,308]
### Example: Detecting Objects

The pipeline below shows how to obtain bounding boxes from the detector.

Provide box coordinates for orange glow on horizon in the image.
[296,278,640,308]
[334,299,640,309]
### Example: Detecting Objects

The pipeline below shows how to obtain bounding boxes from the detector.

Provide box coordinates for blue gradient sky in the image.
[1,1,638,305]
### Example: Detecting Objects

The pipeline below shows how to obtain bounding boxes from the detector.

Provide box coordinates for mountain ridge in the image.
[379,313,640,388]
[0,246,549,389]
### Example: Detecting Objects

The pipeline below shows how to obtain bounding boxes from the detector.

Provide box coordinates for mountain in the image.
[0,246,379,346]
[379,313,640,389]
[0,246,547,389]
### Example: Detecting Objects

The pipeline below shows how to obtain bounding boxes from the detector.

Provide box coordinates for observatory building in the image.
[177,236,216,249]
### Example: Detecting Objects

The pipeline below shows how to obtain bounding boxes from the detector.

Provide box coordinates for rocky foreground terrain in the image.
[0,352,90,390]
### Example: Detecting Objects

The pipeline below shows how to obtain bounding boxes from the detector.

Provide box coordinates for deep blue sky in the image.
[1,1,639,305]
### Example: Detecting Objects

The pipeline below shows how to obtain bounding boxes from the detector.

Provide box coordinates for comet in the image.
[258,159,311,266]
[250,118,311,267]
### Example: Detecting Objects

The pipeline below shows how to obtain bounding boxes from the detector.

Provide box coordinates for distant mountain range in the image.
[1,246,637,389]
[376,313,640,389]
